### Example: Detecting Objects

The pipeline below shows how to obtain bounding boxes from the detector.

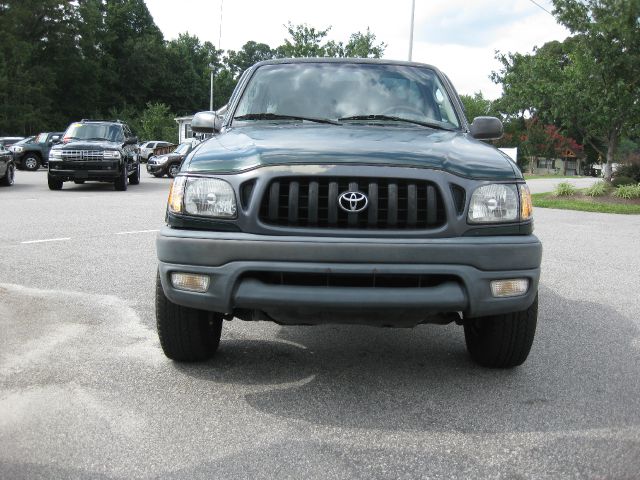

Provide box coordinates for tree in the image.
[493,0,640,180]
[225,41,274,78]
[459,92,495,123]
[275,22,386,59]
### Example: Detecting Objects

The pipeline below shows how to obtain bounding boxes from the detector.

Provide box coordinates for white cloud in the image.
[145,0,569,99]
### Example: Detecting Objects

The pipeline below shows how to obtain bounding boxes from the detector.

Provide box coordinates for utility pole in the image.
[408,0,415,61]
[209,63,215,111]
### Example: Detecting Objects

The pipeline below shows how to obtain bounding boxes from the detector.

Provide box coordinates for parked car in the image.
[11,131,63,171]
[0,145,15,186]
[155,58,542,368]
[146,140,199,178]
[139,141,171,162]
[47,119,140,191]
[0,137,24,149]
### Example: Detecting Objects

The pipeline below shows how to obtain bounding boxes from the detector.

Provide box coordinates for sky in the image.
[144,0,569,100]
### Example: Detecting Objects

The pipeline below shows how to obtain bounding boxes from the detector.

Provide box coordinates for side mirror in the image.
[125,136,138,145]
[470,116,503,140]
[192,111,222,134]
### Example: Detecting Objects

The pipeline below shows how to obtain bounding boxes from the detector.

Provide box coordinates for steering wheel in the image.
[380,105,426,118]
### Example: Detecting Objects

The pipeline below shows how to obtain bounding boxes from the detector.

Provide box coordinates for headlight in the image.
[468,184,519,223]
[168,176,236,219]
[12,146,24,153]
[49,150,62,159]
[156,156,169,165]
[103,150,121,159]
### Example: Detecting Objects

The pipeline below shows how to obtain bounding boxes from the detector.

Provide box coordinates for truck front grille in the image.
[60,150,104,161]
[259,177,446,229]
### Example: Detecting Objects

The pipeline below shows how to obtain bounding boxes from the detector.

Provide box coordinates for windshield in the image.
[174,143,191,154]
[234,63,461,128]
[63,123,124,143]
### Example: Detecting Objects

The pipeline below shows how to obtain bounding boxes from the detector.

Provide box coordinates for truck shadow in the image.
[177,286,640,434]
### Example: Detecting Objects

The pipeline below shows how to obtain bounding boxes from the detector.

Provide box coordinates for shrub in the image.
[614,164,640,182]
[584,181,608,197]
[611,175,636,187]
[612,183,640,199]
[554,181,577,196]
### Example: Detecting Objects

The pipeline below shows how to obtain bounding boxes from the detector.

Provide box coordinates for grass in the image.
[532,191,640,214]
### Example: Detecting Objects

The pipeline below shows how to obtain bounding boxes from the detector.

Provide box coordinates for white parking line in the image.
[21,237,71,244]
[115,229,159,235]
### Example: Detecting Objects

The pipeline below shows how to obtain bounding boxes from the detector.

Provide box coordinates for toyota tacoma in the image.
[155,58,542,368]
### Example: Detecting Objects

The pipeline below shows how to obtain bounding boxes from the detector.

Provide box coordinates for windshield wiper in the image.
[339,115,454,131]
[234,113,341,125]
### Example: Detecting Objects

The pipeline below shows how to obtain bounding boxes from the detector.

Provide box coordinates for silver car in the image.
[139,141,171,162]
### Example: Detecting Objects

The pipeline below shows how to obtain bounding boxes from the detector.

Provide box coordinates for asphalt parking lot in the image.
[1,171,639,479]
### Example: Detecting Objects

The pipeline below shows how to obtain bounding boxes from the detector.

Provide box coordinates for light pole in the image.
[209,63,215,111]
[408,0,415,61]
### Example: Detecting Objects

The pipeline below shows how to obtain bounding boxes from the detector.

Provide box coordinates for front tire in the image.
[156,273,223,362]
[114,164,128,191]
[0,163,15,186]
[167,163,180,178]
[129,162,140,185]
[47,173,63,190]
[23,154,40,171]
[464,294,538,368]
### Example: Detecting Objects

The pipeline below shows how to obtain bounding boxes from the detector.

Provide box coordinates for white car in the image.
[139,141,171,162]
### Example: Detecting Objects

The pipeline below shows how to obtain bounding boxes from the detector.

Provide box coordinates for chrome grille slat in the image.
[60,150,105,161]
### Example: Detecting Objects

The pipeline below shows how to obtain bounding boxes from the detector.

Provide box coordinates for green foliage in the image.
[584,181,608,197]
[0,6,386,136]
[493,0,640,180]
[554,182,577,196]
[612,184,640,199]
[459,92,495,123]
[614,163,640,182]
[611,176,636,187]
[137,103,178,144]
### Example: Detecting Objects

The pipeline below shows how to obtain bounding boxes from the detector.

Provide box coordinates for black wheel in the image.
[114,164,128,191]
[1,163,15,186]
[156,272,223,361]
[74,180,85,184]
[22,154,40,171]
[167,163,180,178]
[464,294,538,368]
[47,173,63,190]
[129,162,140,185]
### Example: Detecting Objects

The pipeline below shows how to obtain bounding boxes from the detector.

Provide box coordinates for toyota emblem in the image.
[338,191,368,212]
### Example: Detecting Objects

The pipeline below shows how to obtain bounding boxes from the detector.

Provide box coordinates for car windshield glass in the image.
[174,143,190,154]
[36,133,48,143]
[63,123,124,143]
[14,136,35,145]
[233,63,461,129]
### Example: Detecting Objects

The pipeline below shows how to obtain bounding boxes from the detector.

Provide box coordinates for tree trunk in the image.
[604,132,619,181]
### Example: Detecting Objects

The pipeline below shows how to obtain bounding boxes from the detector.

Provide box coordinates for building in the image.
[174,115,194,144]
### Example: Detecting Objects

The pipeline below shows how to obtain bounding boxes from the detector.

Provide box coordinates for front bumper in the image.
[146,162,167,175]
[157,227,542,320]
[48,160,121,180]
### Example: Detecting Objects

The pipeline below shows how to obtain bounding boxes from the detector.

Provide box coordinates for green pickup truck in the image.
[11,131,63,171]
[155,58,542,368]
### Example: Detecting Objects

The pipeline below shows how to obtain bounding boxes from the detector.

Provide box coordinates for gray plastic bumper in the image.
[157,227,542,318]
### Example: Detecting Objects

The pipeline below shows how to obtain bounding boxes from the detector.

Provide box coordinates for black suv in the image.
[156,59,541,368]
[48,120,140,190]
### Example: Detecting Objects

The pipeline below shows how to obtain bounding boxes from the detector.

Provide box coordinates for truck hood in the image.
[52,140,123,151]
[186,124,521,180]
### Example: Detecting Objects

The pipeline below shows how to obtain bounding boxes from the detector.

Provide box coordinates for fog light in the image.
[171,272,210,293]
[490,279,529,297]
